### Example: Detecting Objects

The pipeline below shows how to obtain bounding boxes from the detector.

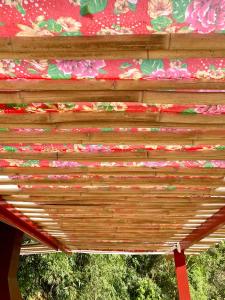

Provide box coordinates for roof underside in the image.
[0,0,225,255]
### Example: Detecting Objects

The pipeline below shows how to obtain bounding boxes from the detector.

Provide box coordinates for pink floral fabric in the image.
[0,102,225,115]
[0,159,225,168]
[0,0,225,36]
[1,0,225,254]
[186,0,225,33]
[0,58,225,80]
[0,144,223,153]
[56,60,106,78]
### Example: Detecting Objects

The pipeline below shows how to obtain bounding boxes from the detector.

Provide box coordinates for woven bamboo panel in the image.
[0,33,225,254]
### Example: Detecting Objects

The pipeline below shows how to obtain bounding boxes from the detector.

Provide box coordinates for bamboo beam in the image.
[0,91,225,104]
[0,136,224,144]
[0,79,225,91]
[143,91,225,105]
[0,166,224,176]
[0,34,224,59]
[0,111,224,126]
[5,194,223,200]
[0,91,142,104]
[0,188,222,196]
[0,174,223,185]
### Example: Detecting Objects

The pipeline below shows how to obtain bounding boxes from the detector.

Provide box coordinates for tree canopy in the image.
[18,242,225,300]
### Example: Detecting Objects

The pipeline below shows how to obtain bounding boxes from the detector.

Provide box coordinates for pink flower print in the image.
[166,68,191,79]
[146,67,191,79]
[195,105,225,115]
[56,60,106,78]
[185,0,225,33]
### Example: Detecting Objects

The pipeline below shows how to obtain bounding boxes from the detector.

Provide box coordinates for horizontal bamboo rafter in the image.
[0,174,223,185]
[0,34,224,59]
[1,91,225,105]
[0,79,225,91]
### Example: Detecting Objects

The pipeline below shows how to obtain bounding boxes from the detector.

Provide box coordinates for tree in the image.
[18,242,225,300]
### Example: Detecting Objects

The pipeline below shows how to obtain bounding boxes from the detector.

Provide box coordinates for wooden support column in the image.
[174,249,191,300]
[0,221,23,300]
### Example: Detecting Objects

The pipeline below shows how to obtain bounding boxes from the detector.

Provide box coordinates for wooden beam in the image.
[0,91,142,103]
[143,91,225,105]
[0,79,225,91]
[1,174,223,186]
[170,33,225,50]
[0,126,224,145]
[0,34,224,59]
[5,194,222,200]
[0,221,23,300]
[0,135,224,144]
[0,110,224,126]
[0,166,224,176]
[0,91,225,105]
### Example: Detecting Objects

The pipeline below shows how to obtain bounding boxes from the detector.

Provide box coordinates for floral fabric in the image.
[0,159,225,168]
[0,144,224,153]
[1,0,225,254]
[0,102,225,115]
[0,0,225,36]
[1,58,225,80]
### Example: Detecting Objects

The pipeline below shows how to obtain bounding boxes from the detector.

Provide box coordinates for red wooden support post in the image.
[174,249,191,300]
[0,221,23,300]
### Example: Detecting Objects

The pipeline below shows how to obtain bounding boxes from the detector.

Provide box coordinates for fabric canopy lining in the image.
[0,0,225,254]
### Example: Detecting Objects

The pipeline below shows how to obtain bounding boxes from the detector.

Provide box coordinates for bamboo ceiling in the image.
[0,0,225,255]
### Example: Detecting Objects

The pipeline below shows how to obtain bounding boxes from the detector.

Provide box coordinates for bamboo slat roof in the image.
[0,0,225,255]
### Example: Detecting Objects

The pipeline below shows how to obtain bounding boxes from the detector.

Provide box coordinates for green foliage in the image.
[18,242,225,300]
[19,253,78,299]
[78,255,129,300]
[136,278,161,300]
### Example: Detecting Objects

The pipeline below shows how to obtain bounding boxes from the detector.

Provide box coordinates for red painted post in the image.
[174,249,191,300]
[0,221,23,300]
